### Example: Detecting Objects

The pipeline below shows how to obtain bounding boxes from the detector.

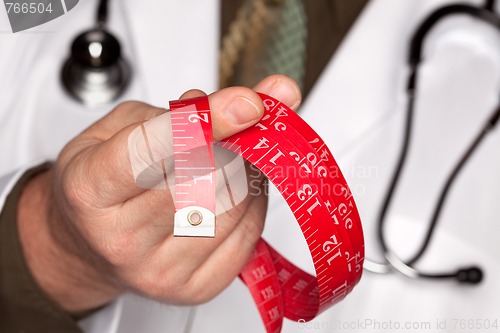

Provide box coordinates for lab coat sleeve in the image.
[0,164,83,333]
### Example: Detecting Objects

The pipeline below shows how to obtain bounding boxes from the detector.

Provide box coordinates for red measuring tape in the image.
[169,94,364,333]
[170,98,216,237]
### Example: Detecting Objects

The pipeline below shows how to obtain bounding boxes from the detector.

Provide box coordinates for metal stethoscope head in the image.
[61,0,130,106]
[363,0,500,285]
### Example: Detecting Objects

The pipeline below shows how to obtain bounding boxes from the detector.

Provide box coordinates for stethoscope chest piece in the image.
[61,28,131,106]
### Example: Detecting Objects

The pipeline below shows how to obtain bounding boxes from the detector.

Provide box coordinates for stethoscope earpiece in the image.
[455,267,483,284]
[61,0,130,106]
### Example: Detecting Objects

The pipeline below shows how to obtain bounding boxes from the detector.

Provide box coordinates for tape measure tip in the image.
[174,206,216,237]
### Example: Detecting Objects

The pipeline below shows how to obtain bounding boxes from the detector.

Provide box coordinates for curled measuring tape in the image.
[169,94,364,333]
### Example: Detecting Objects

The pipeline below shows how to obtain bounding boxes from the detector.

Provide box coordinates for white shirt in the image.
[1,0,500,332]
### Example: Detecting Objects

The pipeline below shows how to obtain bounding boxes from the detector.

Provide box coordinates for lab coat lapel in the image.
[120,0,219,106]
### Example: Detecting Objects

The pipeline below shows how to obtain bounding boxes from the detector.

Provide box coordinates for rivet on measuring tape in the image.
[174,206,215,237]
[187,210,203,226]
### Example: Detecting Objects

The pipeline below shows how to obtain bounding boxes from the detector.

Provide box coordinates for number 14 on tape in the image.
[169,97,216,237]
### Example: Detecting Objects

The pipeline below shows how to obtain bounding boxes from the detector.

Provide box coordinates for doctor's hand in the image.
[17,75,302,315]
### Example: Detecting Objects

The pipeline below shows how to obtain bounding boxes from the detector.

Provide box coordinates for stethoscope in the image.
[61,0,130,106]
[61,0,500,284]
[363,0,500,284]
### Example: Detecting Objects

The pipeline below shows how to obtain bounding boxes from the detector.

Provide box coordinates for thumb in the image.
[81,79,301,206]
[204,86,265,141]
[209,74,303,140]
[81,87,264,207]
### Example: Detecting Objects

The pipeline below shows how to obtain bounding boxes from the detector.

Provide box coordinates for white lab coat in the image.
[1,0,500,332]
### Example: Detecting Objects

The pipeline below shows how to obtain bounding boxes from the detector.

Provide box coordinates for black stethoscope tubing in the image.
[364,1,500,284]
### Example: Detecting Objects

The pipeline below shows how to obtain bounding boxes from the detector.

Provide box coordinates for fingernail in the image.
[266,79,301,110]
[225,97,261,125]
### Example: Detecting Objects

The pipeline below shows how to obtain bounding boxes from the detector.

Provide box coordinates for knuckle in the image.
[113,101,146,114]
[128,267,190,303]
[61,158,102,211]
[60,164,91,209]
[97,232,138,267]
[127,119,171,190]
[112,100,164,121]
[182,278,215,305]
[138,267,217,305]
[242,224,263,251]
[241,211,265,246]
